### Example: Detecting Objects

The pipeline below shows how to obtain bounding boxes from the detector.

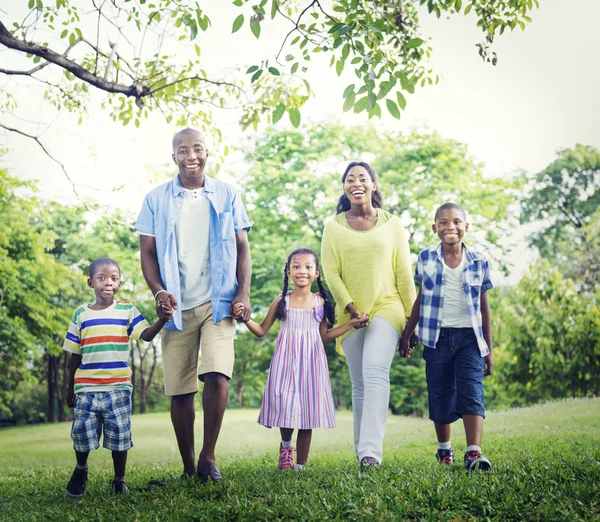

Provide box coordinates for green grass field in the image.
[1,398,599,521]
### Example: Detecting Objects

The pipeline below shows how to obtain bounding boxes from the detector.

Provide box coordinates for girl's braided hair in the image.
[335,161,383,215]
[275,248,336,326]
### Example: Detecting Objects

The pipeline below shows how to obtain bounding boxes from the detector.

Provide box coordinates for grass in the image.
[1,398,599,521]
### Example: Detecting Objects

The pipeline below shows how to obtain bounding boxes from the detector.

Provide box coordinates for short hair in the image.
[172,128,205,152]
[434,202,467,222]
[89,257,121,277]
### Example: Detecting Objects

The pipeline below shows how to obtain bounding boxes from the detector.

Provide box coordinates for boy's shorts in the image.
[161,301,236,397]
[71,389,133,452]
[423,327,485,424]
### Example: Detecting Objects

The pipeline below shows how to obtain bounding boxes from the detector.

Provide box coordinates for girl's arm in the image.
[242,296,283,338]
[399,286,422,358]
[319,314,366,342]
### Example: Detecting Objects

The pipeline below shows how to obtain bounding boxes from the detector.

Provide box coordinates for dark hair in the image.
[335,161,383,214]
[434,202,467,222]
[89,257,121,278]
[275,248,336,326]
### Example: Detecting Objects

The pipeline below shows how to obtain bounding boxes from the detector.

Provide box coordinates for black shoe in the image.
[436,447,455,464]
[111,478,129,494]
[197,461,222,483]
[66,467,88,498]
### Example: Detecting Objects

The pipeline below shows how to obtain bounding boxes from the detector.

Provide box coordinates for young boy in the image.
[63,257,172,497]
[399,203,494,471]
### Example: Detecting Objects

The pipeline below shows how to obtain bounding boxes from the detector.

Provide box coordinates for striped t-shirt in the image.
[63,301,150,394]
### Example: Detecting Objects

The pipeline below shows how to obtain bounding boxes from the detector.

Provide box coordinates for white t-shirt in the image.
[441,252,472,328]
[175,188,212,310]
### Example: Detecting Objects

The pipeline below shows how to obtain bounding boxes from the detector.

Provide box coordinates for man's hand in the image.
[231,293,250,322]
[484,353,494,376]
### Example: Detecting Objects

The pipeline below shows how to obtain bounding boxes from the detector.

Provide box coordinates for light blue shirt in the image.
[135,175,252,331]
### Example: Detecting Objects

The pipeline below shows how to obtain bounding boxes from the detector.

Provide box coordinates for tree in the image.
[237,122,518,411]
[0,169,80,420]
[520,144,600,258]
[490,261,600,405]
[1,1,537,148]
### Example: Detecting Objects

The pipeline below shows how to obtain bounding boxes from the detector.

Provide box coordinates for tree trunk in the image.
[237,379,244,408]
[47,354,56,423]
[130,348,136,413]
[56,352,67,422]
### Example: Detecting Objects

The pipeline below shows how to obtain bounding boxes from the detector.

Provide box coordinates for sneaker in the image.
[464,450,491,471]
[436,447,455,464]
[111,478,129,494]
[359,456,380,469]
[278,444,295,470]
[66,467,88,498]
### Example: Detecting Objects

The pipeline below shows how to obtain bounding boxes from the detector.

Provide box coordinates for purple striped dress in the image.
[257,294,336,429]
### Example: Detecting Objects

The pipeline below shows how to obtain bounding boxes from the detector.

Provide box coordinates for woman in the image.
[321,161,416,467]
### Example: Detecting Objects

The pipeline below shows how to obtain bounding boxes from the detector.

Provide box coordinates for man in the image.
[135,128,251,481]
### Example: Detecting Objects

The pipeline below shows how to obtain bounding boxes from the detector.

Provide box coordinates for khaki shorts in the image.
[161,301,236,397]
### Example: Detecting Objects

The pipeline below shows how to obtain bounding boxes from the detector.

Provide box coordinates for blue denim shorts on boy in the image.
[423,328,485,424]
[71,389,133,452]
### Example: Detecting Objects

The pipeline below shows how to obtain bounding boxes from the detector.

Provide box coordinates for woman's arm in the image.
[241,296,283,338]
[394,220,417,318]
[319,314,367,342]
[320,223,354,315]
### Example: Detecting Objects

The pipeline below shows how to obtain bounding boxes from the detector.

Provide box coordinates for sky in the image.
[1,0,599,281]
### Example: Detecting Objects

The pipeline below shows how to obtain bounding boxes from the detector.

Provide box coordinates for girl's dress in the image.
[257,293,336,429]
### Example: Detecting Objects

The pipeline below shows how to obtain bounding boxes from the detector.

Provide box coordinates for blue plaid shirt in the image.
[415,243,493,356]
[135,175,252,331]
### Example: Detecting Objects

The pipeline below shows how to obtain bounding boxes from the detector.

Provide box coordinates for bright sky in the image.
[1,0,599,280]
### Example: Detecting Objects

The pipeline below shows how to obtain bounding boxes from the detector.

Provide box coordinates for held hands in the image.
[349,312,369,329]
[232,302,248,322]
[399,333,419,359]
[155,291,176,323]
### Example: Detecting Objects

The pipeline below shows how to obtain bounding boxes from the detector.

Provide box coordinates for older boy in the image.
[400,203,493,470]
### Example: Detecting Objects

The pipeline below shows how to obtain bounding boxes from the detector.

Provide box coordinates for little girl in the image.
[236,248,366,471]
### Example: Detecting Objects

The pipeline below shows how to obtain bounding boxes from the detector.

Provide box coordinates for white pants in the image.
[342,317,400,463]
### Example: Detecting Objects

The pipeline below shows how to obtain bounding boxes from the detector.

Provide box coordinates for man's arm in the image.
[481,290,493,376]
[231,228,251,322]
[140,234,177,310]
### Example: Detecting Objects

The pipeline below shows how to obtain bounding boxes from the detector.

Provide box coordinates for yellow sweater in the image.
[321,210,417,354]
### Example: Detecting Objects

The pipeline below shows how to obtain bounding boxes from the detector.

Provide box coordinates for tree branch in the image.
[0,122,85,203]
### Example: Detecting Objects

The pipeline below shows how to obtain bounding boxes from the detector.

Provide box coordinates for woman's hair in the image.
[275,248,336,326]
[335,161,383,214]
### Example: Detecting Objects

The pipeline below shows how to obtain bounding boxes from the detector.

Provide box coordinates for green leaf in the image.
[406,38,424,49]
[232,14,244,33]
[285,54,294,61]
[251,22,261,38]
[354,96,368,113]
[251,69,263,83]
[233,0,243,6]
[343,84,355,99]
[288,107,301,128]
[272,103,285,123]
[189,19,198,40]
[268,67,281,76]
[455,0,462,11]
[368,102,381,119]
[464,4,472,15]
[367,91,376,110]
[291,62,299,74]
[342,43,350,60]
[28,0,34,8]
[386,99,401,119]
[336,59,344,76]
[343,93,355,112]
[246,65,259,73]
[271,0,277,19]
[60,29,68,38]
[396,91,407,110]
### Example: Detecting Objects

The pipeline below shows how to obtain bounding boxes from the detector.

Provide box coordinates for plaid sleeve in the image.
[480,258,493,293]
[63,310,82,354]
[414,251,425,285]
[128,305,151,340]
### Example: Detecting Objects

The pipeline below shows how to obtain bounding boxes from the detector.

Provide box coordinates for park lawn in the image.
[1,398,599,521]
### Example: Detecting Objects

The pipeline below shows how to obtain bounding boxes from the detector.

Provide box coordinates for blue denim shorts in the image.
[423,328,485,424]
[71,389,133,452]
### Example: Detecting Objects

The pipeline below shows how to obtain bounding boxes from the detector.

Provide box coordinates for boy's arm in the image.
[399,286,422,358]
[480,290,493,376]
[242,297,282,338]
[139,314,170,342]
[66,354,82,408]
